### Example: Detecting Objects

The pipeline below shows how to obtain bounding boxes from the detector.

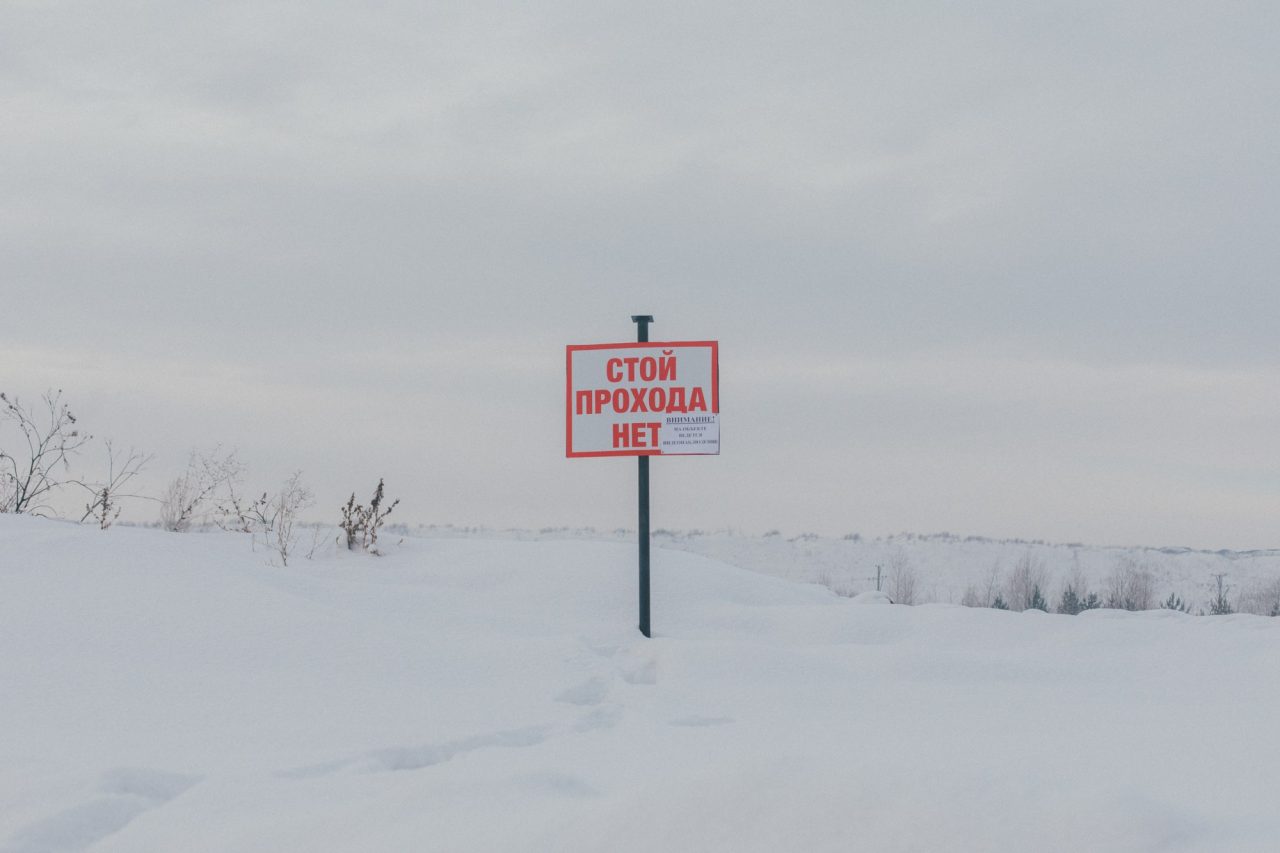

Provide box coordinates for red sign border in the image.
[565,340,719,458]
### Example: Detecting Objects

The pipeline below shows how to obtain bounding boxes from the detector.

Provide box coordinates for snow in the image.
[407,524,1280,612]
[2,514,1278,852]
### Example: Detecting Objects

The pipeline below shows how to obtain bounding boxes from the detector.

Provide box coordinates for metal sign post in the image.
[632,314,653,638]
[565,318,719,638]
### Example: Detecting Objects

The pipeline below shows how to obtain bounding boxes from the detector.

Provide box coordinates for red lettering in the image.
[611,421,662,449]
[658,356,676,381]
[642,422,660,447]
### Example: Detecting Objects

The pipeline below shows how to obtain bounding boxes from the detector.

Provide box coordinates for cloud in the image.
[3,1,1277,546]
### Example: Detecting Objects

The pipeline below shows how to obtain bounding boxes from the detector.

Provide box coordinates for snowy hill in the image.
[2,515,1279,852]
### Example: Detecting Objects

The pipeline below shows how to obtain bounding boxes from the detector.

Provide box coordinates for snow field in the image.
[2,515,1278,852]
[412,525,1280,613]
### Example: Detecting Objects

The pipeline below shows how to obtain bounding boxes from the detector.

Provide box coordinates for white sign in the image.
[566,341,720,457]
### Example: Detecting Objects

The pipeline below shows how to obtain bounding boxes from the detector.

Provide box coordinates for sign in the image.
[566,341,719,458]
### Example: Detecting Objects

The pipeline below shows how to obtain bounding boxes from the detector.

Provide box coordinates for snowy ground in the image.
[2,515,1279,852]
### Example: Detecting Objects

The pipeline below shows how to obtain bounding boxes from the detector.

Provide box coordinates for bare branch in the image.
[0,389,93,515]
[159,446,244,532]
[268,471,314,566]
[73,439,155,529]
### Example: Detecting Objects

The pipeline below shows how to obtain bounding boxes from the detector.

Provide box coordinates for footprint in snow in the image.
[367,727,547,772]
[573,704,624,733]
[618,656,657,685]
[1,768,199,853]
[515,771,600,799]
[280,725,551,779]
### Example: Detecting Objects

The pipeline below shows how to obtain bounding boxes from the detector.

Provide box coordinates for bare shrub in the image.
[1238,577,1280,617]
[201,465,315,565]
[960,561,1005,608]
[1105,556,1156,611]
[969,561,1003,608]
[214,470,267,533]
[232,471,317,563]
[339,496,360,550]
[1005,552,1051,612]
[305,522,331,560]
[0,389,92,515]
[887,548,918,606]
[218,490,270,535]
[74,440,153,529]
[339,479,400,554]
[267,471,312,563]
[159,447,244,532]
[1207,573,1234,615]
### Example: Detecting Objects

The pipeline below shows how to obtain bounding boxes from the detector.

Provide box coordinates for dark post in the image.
[632,314,654,637]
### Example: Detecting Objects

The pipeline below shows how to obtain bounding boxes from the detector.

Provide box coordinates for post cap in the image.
[631,315,655,323]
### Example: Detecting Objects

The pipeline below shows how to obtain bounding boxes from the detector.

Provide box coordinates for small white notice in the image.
[660,413,719,454]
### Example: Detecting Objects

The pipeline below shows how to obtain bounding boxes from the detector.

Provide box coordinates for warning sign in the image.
[566,341,720,458]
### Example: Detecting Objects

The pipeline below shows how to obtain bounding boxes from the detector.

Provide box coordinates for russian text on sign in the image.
[566,341,719,458]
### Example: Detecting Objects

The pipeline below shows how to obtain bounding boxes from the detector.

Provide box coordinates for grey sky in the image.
[3,1,1278,548]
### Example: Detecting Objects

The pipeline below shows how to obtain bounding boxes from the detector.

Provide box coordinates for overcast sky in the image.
[3,1,1278,549]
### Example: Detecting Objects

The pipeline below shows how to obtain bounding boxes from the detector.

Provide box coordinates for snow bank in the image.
[2,515,1277,852]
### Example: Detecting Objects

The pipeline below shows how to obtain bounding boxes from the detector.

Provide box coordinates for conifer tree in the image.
[1058,586,1082,615]
[1028,585,1048,612]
